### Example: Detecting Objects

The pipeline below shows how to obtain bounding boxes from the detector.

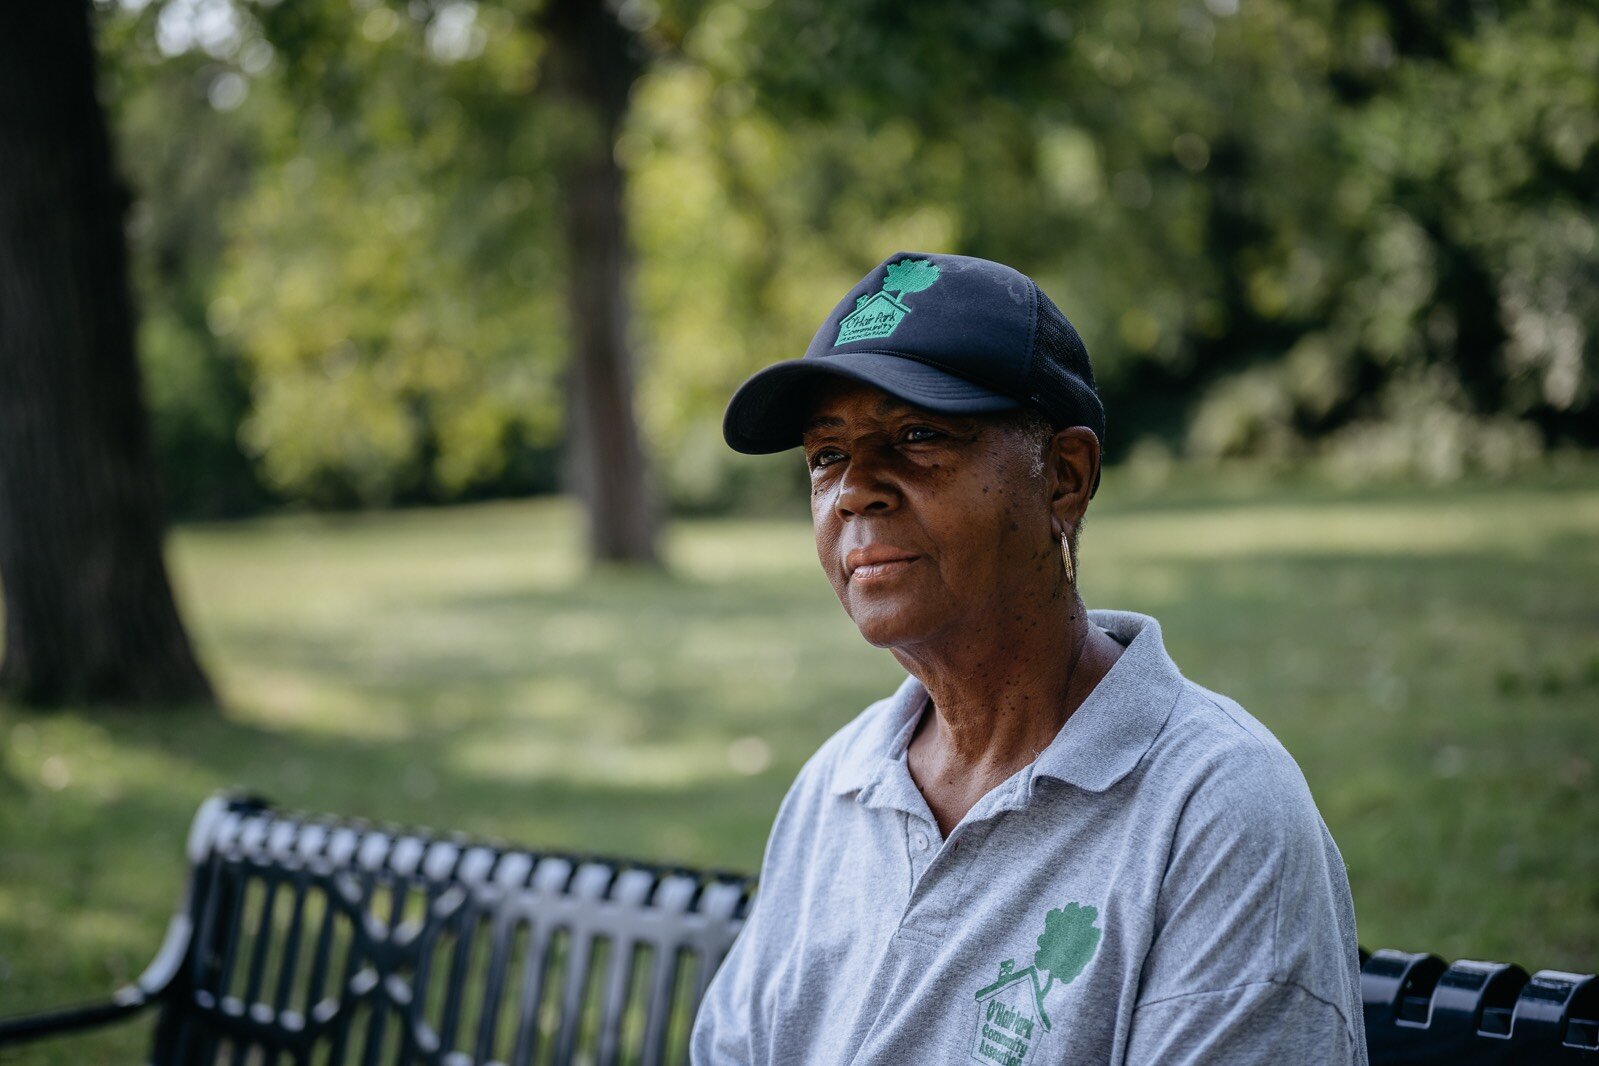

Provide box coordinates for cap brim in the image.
[723,352,1021,454]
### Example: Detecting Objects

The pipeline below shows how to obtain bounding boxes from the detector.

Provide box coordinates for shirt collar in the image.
[828,609,1185,799]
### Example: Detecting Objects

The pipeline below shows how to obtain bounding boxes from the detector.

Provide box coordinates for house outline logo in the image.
[970,902,1103,1066]
[834,258,941,346]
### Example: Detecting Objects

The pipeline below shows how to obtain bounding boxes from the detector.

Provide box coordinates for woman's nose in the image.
[834,451,900,518]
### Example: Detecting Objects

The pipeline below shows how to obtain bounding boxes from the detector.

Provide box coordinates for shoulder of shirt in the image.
[1170,677,1290,757]
[1150,678,1326,835]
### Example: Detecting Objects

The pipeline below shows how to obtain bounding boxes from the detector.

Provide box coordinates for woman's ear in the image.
[1047,428,1101,534]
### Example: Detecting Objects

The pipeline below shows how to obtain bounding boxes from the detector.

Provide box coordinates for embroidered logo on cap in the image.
[970,902,1102,1065]
[834,257,941,346]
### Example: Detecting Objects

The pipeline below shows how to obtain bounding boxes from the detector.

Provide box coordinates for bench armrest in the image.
[0,909,191,1048]
[0,990,152,1048]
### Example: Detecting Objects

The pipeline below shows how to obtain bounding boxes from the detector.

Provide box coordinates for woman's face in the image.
[801,378,1059,650]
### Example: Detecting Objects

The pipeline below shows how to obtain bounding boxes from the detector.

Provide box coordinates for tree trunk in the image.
[541,0,661,566]
[0,2,215,707]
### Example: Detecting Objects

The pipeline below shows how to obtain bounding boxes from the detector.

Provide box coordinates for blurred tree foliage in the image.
[102,0,566,513]
[97,0,1597,517]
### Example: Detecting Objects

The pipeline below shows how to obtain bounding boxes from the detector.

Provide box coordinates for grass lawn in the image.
[2,468,1597,1062]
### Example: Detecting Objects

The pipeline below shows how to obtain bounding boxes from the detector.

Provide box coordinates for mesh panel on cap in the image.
[1029,286,1106,446]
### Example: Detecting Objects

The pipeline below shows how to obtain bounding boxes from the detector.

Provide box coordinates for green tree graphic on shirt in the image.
[1033,902,1102,997]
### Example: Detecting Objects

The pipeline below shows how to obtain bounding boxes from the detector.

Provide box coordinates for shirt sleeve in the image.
[689,751,821,1065]
[1127,980,1358,1064]
[1125,733,1367,1064]
[689,884,765,1064]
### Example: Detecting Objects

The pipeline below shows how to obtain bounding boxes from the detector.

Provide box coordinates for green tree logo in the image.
[882,257,940,297]
[1032,902,1102,997]
[834,257,942,345]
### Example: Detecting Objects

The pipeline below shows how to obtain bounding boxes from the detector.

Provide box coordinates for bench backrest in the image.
[150,795,751,1065]
[1361,947,1597,1064]
[138,795,1598,1065]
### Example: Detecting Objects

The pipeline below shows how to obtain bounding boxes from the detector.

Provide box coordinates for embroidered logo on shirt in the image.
[970,902,1103,1065]
[834,258,941,345]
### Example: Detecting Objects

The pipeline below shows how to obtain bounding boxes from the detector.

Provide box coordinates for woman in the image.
[692,253,1367,1065]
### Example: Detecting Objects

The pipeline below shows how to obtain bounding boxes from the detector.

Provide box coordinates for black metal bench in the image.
[1,794,1594,1064]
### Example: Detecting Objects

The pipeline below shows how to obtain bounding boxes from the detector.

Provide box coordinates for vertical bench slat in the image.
[551,863,617,1063]
[504,857,573,1065]
[470,852,534,1063]
[436,845,497,1055]
[323,867,377,1066]
[636,945,675,1066]
[228,1028,251,1066]
[190,854,232,998]
[326,997,363,1066]
[592,935,639,1066]
[301,885,341,1015]
[225,817,275,1023]
[241,875,282,1009]
[594,869,656,1066]
[552,929,597,1064]
[162,1011,194,1066]
[195,1023,224,1066]
[691,882,745,1007]
[271,880,310,1018]
[388,866,424,1066]
[217,872,259,1015]
[403,891,456,1063]
[435,904,484,1050]
[471,908,519,1063]
[322,985,356,1064]
[359,1001,388,1066]
[352,833,394,1066]
[507,917,559,1065]
[639,874,699,1066]
[506,856,576,1063]
[371,869,405,1065]
[384,877,407,937]
[358,893,389,1066]
[376,869,412,1066]
[401,841,462,1064]
[382,872,418,1066]
[305,825,361,1021]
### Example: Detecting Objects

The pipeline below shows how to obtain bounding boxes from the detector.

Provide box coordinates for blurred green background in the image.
[2,0,1598,1060]
[98,0,1597,516]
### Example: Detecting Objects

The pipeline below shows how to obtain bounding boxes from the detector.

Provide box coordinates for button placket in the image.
[904,816,937,896]
[900,825,949,939]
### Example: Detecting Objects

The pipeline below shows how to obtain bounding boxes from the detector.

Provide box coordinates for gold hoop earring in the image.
[1060,530,1075,586]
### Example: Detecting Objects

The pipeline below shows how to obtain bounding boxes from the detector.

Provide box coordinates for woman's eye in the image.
[810,448,844,469]
[904,426,942,443]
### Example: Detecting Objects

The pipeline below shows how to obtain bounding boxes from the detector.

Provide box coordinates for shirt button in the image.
[913,832,929,851]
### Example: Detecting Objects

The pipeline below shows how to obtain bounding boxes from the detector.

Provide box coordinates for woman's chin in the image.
[847,603,943,650]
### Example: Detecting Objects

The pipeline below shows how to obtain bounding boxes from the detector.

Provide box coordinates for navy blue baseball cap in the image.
[722,251,1105,469]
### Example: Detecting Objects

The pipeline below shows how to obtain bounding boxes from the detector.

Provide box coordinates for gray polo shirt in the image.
[690,609,1368,1065]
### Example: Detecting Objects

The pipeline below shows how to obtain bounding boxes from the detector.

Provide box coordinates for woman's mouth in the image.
[850,558,918,583]
[846,545,921,583]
